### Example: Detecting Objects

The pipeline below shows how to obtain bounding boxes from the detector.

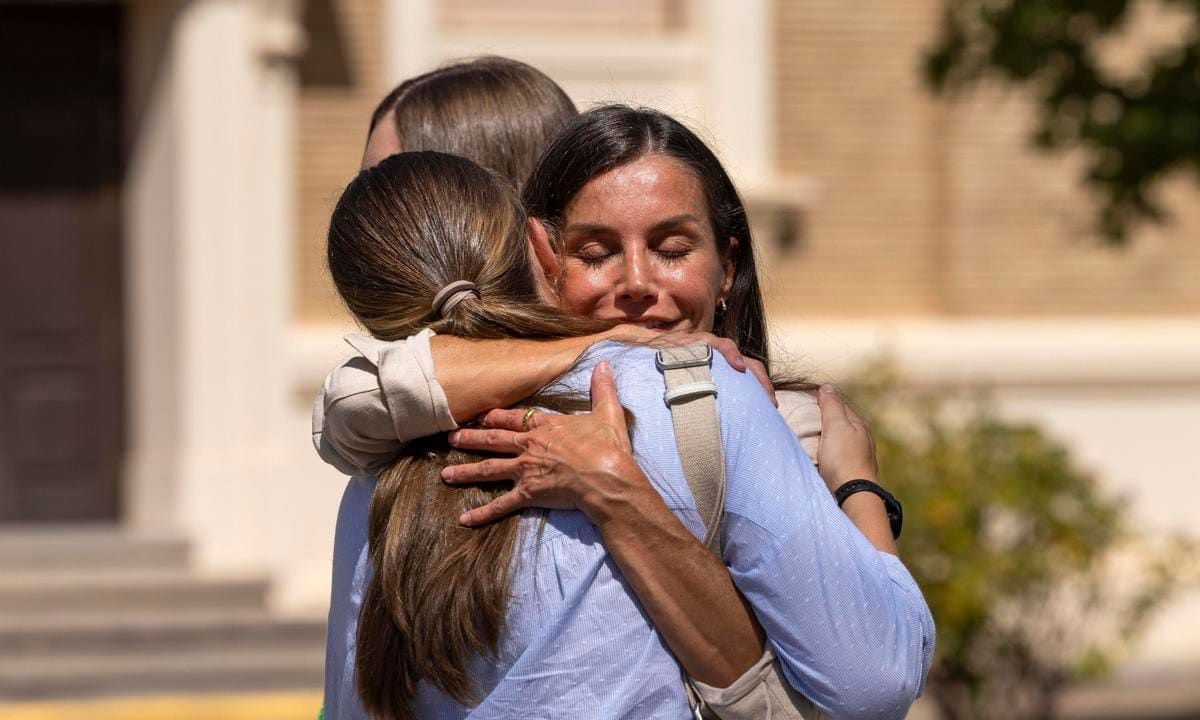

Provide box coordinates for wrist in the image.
[834,479,903,540]
[543,335,596,372]
[577,454,658,528]
[840,490,885,514]
[828,471,877,492]
[511,336,592,402]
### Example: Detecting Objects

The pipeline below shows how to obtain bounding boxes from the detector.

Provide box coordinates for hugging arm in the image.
[444,362,766,687]
[446,358,934,718]
[314,331,926,709]
[313,327,769,476]
[716,367,935,720]
[312,330,597,476]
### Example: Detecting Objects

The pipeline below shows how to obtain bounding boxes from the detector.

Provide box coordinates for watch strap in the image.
[834,479,903,539]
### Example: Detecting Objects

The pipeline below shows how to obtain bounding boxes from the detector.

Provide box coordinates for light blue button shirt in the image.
[324,342,934,720]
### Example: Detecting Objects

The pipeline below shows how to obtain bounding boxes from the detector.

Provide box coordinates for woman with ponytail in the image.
[326,151,606,716]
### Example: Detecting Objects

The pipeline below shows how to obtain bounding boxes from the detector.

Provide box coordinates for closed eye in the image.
[654,234,699,263]
[578,251,615,267]
[571,241,617,266]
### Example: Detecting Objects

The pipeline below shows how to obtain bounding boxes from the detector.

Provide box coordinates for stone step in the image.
[0,527,189,573]
[0,569,270,618]
[0,610,326,658]
[0,647,325,700]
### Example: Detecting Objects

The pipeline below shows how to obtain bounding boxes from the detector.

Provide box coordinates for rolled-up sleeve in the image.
[776,389,822,463]
[312,329,457,476]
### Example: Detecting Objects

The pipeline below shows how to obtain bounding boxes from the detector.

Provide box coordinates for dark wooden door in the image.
[0,4,124,522]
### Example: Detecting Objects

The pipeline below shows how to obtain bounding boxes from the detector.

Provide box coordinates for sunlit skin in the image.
[555,155,736,333]
[361,116,401,170]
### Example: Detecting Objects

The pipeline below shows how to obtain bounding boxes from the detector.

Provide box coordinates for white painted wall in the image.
[123,0,334,609]
[381,0,778,190]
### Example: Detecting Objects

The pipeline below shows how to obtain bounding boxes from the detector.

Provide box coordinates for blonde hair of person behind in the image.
[368,56,577,189]
[326,151,610,720]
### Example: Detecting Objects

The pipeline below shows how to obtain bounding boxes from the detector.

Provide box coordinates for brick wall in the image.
[941,86,1200,315]
[772,0,1200,317]
[772,0,947,316]
[293,0,384,324]
[293,0,1200,322]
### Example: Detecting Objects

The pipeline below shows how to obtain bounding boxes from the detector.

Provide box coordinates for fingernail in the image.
[597,360,612,375]
[441,467,454,480]
[447,431,460,444]
[458,511,472,525]
[820,384,835,395]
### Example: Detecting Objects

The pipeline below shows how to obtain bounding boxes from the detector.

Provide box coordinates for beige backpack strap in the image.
[657,345,825,720]
[655,343,725,555]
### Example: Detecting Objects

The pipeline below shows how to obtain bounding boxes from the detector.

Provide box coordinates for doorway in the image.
[0,3,125,522]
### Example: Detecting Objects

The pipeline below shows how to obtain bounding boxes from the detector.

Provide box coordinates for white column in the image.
[125,0,300,578]
[702,0,774,189]
[382,0,437,86]
[124,0,185,536]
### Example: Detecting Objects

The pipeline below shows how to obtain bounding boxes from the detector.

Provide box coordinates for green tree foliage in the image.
[848,361,1198,720]
[924,0,1200,243]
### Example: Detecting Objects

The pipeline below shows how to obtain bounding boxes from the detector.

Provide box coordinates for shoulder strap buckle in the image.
[655,343,713,372]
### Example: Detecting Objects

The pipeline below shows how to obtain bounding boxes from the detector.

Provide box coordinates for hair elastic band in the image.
[431,280,480,318]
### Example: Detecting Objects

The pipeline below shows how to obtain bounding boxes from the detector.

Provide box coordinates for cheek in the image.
[672,255,724,328]
[556,265,612,316]
[666,257,725,308]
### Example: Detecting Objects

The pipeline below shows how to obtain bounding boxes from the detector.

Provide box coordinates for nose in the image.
[618,248,657,304]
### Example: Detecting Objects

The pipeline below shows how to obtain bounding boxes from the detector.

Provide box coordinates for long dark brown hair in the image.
[523,105,773,370]
[368,56,577,189]
[327,151,609,719]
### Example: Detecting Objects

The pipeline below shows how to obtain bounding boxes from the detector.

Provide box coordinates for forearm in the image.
[585,472,764,687]
[841,492,898,555]
[431,335,601,422]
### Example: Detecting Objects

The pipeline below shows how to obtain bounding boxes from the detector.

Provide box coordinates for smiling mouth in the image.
[628,319,680,331]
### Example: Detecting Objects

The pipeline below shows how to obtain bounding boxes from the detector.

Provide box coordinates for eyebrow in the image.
[562,213,704,236]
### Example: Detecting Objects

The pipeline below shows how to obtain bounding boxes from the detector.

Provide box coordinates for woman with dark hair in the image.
[326,149,932,720]
[521,104,770,365]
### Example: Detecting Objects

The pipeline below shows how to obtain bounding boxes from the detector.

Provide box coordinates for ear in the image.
[719,236,738,300]
[361,117,401,170]
[527,217,560,281]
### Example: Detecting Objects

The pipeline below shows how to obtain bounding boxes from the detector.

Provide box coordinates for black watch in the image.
[834,479,903,539]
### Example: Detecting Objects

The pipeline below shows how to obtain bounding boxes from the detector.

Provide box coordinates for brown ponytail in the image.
[327,151,609,718]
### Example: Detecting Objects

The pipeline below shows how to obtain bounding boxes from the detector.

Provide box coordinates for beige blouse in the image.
[312,329,457,476]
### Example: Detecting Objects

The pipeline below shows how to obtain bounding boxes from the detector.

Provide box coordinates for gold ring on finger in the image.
[521,407,539,432]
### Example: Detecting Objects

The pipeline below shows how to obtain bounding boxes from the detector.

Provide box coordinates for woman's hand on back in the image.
[815,384,899,554]
[441,361,656,527]
[814,384,878,492]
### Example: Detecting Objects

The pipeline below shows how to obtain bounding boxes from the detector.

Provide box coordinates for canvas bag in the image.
[656,344,827,720]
